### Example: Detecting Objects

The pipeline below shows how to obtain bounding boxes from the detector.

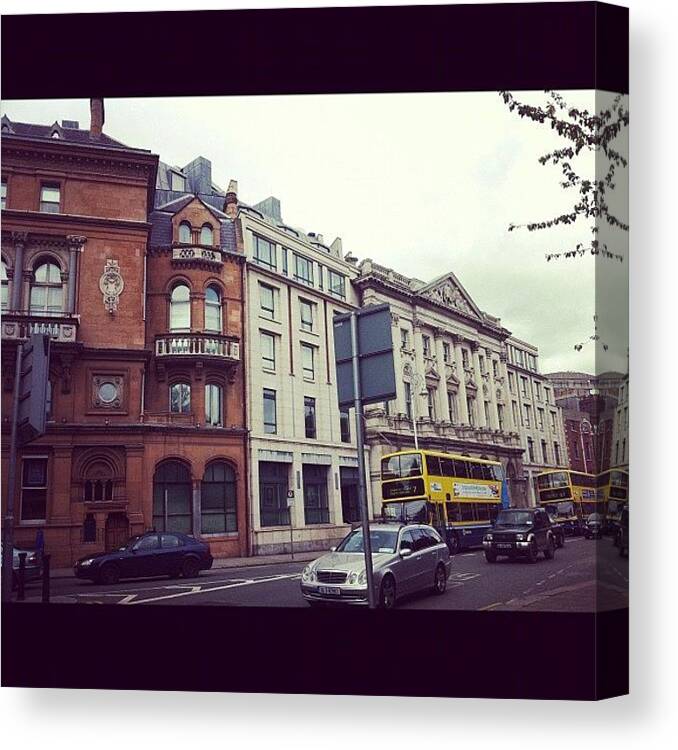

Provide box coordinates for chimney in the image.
[90,98,105,139]
[224,179,238,218]
[331,237,343,257]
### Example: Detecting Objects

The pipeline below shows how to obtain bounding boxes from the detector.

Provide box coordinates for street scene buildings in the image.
[1,98,623,570]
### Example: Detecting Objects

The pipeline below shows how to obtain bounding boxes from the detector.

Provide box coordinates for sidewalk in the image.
[50,550,321,579]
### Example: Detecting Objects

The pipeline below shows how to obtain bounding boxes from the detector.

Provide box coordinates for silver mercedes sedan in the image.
[300,523,452,608]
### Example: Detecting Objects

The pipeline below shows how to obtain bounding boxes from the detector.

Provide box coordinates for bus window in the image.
[440,457,455,477]
[490,464,503,481]
[446,502,462,522]
[453,459,469,478]
[476,504,491,522]
[460,503,475,521]
[468,462,484,480]
[381,453,423,480]
[426,455,441,476]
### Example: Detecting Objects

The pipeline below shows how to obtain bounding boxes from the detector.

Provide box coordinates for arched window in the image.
[178,221,192,244]
[30,260,63,315]
[200,224,213,245]
[204,285,222,332]
[153,460,193,533]
[205,383,223,426]
[170,382,191,414]
[201,461,237,533]
[169,283,191,331]
[1,259,8,310]
[83,459,115,503]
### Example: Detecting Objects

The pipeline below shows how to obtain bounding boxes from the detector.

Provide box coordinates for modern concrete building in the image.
[239,195,369,555]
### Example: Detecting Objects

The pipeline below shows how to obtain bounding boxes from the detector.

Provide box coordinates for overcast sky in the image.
[2,91,628,374]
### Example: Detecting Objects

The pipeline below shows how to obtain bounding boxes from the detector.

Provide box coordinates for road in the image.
[22,535,628,611]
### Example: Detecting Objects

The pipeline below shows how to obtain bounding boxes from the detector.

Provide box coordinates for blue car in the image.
[74,532,213,585]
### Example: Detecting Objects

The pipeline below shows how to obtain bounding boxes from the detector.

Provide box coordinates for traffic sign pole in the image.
[350,312,376,609]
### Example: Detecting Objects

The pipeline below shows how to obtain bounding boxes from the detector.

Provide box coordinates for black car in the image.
[544,512,566,549]
[617,508,629,557]
[74,532,213,585]
[584,513,604,539]
[483,508,556,563]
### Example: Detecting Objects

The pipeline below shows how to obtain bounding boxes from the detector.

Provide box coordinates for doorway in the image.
[105,512,129,551]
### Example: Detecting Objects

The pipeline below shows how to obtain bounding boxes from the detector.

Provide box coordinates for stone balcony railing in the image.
[155,332,240,361]
[141,411,197,426]
[1,311,79,344]
[364,409,521,448]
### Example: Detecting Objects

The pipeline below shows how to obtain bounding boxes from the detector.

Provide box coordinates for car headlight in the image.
[515,534,524,541]
[302,565,317,582]
[357,570,367,585]
[79,558,94,567]
[485,534,493,541]
[527,533,535,542]
[347,572,358,584]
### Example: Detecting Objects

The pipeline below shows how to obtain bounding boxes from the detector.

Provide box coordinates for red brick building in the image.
[1,102,247,566]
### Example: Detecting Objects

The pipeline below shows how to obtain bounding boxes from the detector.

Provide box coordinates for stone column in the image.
[500,352,516,432]
[453,334,469,425]
[66,235,86,314]
[390,312,406,414]
[125,446,146,528]
[49,446,73,525]
[412,317,427,418]
[434,329,450,421]
[486,347,500,430]
[472,343,487,428]
[10,232,27,311]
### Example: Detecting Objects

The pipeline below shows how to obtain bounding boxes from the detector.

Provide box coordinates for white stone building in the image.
[611,373,629,470]
[239,195,369,555]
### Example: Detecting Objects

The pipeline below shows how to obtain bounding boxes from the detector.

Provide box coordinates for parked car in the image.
[300,523,451,609]
[617,508,629,557]
[584,513,604,539]
[1,544,42,589]
[74,532,213,585]
[544,510,566,549]
[483,508,556,563]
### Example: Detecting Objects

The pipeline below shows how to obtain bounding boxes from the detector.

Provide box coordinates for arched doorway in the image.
[153,460,193,533]
[105,512,129,551]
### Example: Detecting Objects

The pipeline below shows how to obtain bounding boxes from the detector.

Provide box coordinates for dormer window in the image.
[200,224,213,246]
[178,222,191,244]
[51,130,60,139]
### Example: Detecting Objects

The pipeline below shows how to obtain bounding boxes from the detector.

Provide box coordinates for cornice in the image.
[1,209,151,233]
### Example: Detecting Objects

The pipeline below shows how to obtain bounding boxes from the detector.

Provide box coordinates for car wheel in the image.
[378,576,396,609]
[181,556,201,579]
[556,535,564,549]
[448,533,460,556]
[433,564,447,594]
[527,541,538,564]
[98,564,120,585]
[544,538,555,560]
[485,550,497,563]
[307,600,325,608]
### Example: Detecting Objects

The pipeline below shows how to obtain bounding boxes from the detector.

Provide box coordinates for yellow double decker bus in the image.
[535,469,598,534]
[380,449,508,554]
[596,468,629,535]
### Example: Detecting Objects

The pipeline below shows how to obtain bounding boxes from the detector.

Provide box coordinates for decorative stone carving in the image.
[99,259,124,314]
[424,280,475,316]
[66,235,87,250]
[390,311,400,326]
[11,231,29,247]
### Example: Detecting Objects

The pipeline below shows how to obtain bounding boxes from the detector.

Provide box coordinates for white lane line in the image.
[461,553,476,557]
[548,574,557,579]
[118,594,138,604]
[122,573,300,605]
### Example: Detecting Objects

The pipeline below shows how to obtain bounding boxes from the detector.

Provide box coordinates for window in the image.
[550,412,557,431]
[497,403,505,431]
[134,535,160,551]
[84,470,113,502]
[422,335,431,357]
[520,377,528,397]
[261,332,276,370]
[492,360,499,378]
[554,442,561,465]
[259,462,290,527]
[301,343,315,380]
[200,224,213,245]
[462,349,470,369]
[512,401,519,426]
[479,355,486,374]
[304,396,317,439]
[536,382,542,400]
[401,328,410,349]
[328,269,346,299]
[426,387,436,419]
[340,410,351,443]
[29,261,63,315]
[523,404,531,427]
[541,440,549,463]
[294,254,314,286]
[201,461,237,533]
[300,299,314,331]
[205,383,223,426]
[527,438,535,463]
[538,408,545,431]
[253,235,276,270]
[303,464,329,524]
[467,396,475,426]
[170,382,191,413]
[39,183,60,213]
[1,259,8,310]
[1,178,6,209]
[545,388,551,404]
[161,533,183,548]
[443,342,451,363]
[622,439,626,462]
[614,441,620,465]
[484,401,491,425]
[204,285,222,331]
[447,391,458,423]
[263,389,277,433]
[170,283,191,330]
[404,382,413,420]
[508,372,516,393]
[573,441,580,460]
[153,461,192,533]
[178,222,191,243]
[259,283,276,320]
[21,457,48,522]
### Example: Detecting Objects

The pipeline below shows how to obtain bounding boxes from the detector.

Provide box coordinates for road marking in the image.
[122,573,300,605]
[479,602,503,611]
[118,594,137,604]
[548,574,556,579]
[461,553,476,557]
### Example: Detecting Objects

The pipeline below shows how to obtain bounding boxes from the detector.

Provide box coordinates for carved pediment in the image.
[418,272,483,319]
[425,365,441,383]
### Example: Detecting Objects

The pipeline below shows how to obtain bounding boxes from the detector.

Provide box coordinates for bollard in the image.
[17,551,26,601]
[41,553,50,604]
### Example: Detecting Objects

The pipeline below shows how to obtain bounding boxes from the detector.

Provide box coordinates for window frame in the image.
[20,455,49,523]
[294,253,314,287]
[259,282,276,321]
[169,283,191,332]
[263,388,277,434]
[299,298,315,332]
[253,234,276,270]
[29,259,64,316]
[169,381,192,414]
[261,331,276,371]
[205,382,223,427]
[204,285,222,332]
[304,396,317,439]
[327,269,346,300]
[39,182,61,213]
[301,343,316,381]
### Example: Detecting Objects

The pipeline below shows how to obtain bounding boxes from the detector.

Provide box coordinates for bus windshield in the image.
[537,472,569,490]
[381,453,423,480]
[382,499,427,523]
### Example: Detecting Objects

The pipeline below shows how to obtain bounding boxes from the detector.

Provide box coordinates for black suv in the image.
[483,508,556,563]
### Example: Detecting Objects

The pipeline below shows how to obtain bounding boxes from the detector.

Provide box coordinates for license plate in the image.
[497,543,512,549]
[318,586,341,596]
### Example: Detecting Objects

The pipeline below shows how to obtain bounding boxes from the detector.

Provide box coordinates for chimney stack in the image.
[224,180,239,218]
[90,98,105,139]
